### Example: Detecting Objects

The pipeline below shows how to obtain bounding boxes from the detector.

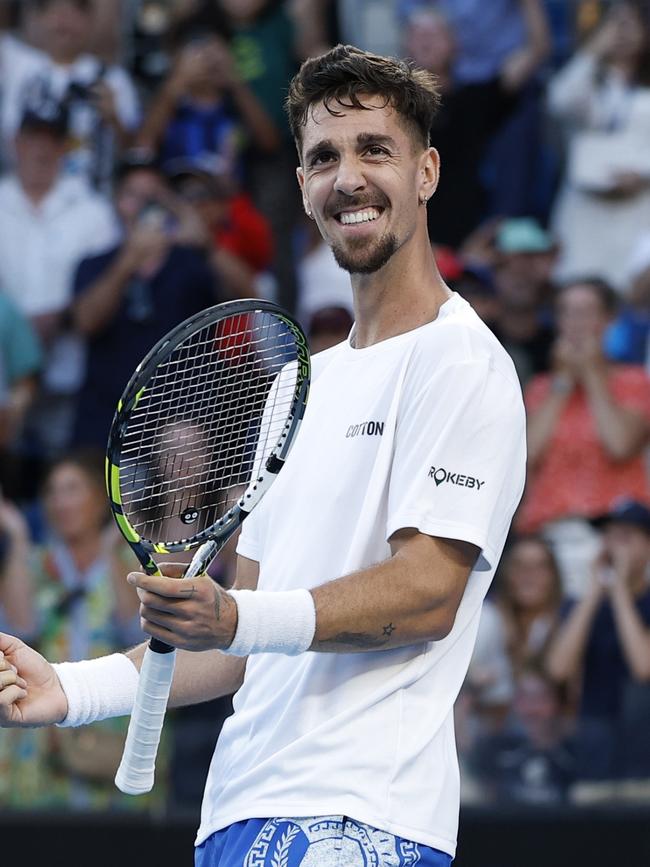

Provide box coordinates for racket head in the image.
[105,299,310,570]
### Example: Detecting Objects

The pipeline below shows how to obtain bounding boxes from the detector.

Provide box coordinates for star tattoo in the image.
[382,623,396,636]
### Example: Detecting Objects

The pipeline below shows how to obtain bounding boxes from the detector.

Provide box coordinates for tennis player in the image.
[0,45,526,866]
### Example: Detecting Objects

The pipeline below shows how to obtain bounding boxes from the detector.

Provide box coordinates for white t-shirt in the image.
[199,293,526,857]
[0,174,119,316]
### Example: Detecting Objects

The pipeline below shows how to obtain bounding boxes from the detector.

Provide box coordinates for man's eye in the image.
[311,152,335,166]
[366,146,388,157]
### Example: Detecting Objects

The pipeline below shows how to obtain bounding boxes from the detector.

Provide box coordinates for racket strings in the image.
[118,311,300,545]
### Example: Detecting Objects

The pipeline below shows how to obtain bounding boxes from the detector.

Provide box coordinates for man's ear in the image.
[296,166,312,218]
[419,147,440,203]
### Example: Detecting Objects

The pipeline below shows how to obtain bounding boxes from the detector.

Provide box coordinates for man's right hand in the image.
[121,224,169,273]
[0,633,68,727]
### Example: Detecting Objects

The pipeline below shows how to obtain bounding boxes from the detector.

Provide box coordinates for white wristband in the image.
[53,654,139,728]
[225,588,316,656]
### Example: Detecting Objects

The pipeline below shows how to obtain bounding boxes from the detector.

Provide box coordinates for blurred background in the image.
[1,1,650,865]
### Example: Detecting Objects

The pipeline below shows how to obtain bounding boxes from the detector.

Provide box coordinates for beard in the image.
[331,231,400,274]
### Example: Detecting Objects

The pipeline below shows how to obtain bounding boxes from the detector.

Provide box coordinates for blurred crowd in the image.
[1,0,650,817]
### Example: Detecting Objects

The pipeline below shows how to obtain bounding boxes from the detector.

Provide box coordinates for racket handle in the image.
[115,645,176,795]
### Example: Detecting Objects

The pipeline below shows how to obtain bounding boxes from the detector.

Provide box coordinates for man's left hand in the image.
[127,563,238,651]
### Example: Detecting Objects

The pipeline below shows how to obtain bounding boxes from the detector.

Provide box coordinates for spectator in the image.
[604,229,650,367]
[308,305,353,354]
[458,597,515,746]
[71,155,219,448]
[548,1,650,291]
[402,6,514,247]
[469,662,576,805]
[401,0,551,220]
[460,217,557,384]
[492,218,557,384]
[297,219,353,326]
[136,27,280,174]
[0,295,42,498]
[171,0,330,311]
[11,0,140,191]
[449,264,501,335]
[0,449,151,809]
[337,0,401,57]
[518,278,650,593]
[0,7,48,169]
[496,535,563,673]
[546,499,650,782]
[0,495,35,639]
[0,94,119,480]
[167,157,274,299]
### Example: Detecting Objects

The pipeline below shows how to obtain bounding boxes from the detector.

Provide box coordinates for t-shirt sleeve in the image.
[386,358,527,571]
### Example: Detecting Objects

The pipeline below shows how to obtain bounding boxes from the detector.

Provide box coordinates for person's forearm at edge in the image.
[545,584,602,682]
[135,77,183,153]
[72,252,135,336]
[0,531,35,636]
[526,385,570,468]
[609,580,650,681]
[228,78,281,153]
[582,368,649,461]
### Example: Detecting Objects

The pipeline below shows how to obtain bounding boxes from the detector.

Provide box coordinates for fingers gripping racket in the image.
[106,299,310,794]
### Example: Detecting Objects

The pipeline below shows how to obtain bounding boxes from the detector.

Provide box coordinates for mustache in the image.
[325,192,390,219]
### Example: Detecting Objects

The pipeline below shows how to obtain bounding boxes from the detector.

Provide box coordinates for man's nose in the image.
[334,156,366,196]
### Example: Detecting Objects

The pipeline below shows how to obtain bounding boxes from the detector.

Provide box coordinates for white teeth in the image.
[339,208,380,225]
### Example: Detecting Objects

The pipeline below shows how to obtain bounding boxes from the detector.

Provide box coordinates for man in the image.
[546,499,650,782]
[3,0,140,191]
[0,46,526,865]
[0,92,118,470]
[71,155,219,448]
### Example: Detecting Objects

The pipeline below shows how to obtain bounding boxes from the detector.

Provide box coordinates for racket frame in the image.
[105,299,310,794]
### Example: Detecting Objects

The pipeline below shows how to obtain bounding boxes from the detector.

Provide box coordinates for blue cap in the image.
[591,499,650,533]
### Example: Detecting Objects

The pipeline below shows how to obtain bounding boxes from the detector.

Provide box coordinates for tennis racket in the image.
[106,299,310,795]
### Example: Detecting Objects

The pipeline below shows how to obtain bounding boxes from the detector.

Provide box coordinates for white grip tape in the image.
[114,646,176,795]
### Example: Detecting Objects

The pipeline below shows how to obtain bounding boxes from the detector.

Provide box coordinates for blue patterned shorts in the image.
[195,816,453,866]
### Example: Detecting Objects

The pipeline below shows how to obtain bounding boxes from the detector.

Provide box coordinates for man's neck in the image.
[21,179,56,208]
[349,236,451,348]
[49,50,81,67]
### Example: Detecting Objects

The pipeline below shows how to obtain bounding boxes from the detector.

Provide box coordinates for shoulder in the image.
[415,294,517,375]
[0,176,21,207]
[57,177,111,213]
[407,295,523,404]
[309,341,348,379]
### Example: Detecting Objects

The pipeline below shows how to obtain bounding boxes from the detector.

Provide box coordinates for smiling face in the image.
[44,461,107,543]
[504,538,560,613]
[296,95,438,275]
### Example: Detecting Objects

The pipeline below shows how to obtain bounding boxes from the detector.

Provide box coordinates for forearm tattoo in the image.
[317,624,397,651]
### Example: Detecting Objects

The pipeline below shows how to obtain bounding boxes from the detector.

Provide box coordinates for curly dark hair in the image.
[286,44,441,154]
